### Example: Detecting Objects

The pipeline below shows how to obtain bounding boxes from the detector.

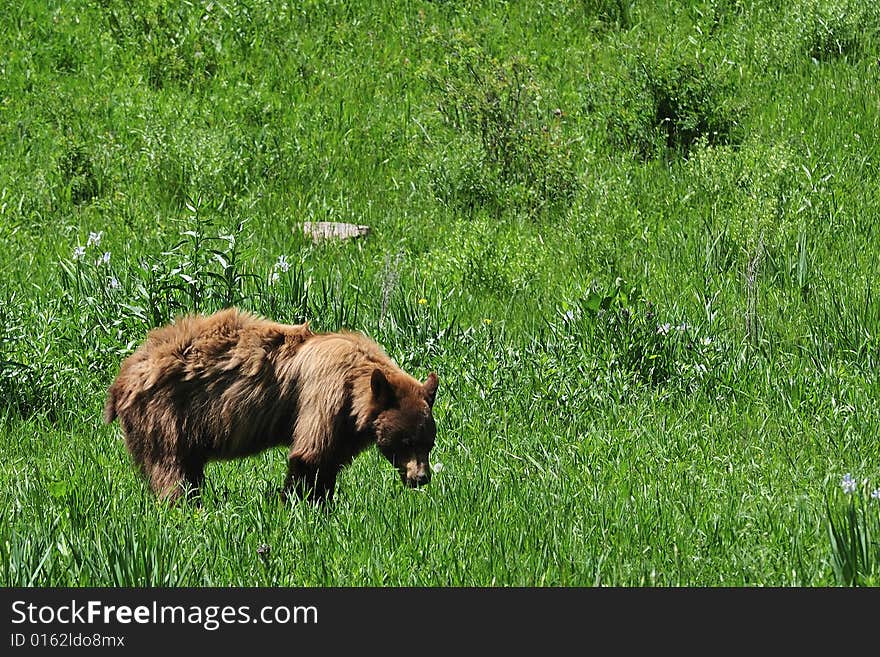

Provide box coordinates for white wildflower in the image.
[268,270,280,285]
[72,246,86,260]
[841,473,857,494]
[97,251,110,266]
[275,255,291,273]
[87,231,103,247]
[656,323,671,336]
[108,276,120,289]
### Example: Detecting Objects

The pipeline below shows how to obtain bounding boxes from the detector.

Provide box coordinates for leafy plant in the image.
[799,1,880,62]
[101,0,223,89]
[421,30,577,216]
[552,280,727,392]
[581,0,634,30]
[598,52,742,158]
[58,136,101,206]
[827,474,880,586]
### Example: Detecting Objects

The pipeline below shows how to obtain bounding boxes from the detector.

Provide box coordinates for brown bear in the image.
[104,307,438,503]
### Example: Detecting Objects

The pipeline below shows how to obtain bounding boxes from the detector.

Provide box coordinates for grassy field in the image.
[1,0,879,586]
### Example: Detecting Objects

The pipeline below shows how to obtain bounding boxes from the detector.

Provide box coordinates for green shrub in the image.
[762,0,880,67]
[581,0,635,30]
[58,136,101,206]
[100,0,223,89]
[686,140,801,260]
[414,210,567,310]
[421,30,577,217]
[798,1,880,62]
[552,279,728,393]
[598,52,742,159]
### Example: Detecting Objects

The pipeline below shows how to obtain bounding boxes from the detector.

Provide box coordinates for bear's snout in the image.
[401,460,431,488]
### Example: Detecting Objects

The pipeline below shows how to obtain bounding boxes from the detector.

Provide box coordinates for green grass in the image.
[1,0,879,586]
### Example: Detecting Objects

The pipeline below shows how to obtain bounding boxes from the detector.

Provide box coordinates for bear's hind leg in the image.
[150,458,205,504]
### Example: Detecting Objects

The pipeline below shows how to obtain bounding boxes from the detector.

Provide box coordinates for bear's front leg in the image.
[284,455,337,504]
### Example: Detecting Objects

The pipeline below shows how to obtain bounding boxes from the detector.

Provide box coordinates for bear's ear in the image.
[423,372,438,407]
[371,368,396,408]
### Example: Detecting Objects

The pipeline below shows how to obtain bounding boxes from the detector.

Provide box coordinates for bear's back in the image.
[106,308,311,421]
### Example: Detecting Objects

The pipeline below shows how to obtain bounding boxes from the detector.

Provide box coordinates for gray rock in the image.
[302,221,371,242]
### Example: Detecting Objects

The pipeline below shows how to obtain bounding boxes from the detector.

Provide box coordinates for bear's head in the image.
[370,369,438,488]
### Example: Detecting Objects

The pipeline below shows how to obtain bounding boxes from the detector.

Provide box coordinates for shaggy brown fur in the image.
[104,307,438,503]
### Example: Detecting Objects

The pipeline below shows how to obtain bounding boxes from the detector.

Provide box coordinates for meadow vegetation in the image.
[1,0,879,585]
